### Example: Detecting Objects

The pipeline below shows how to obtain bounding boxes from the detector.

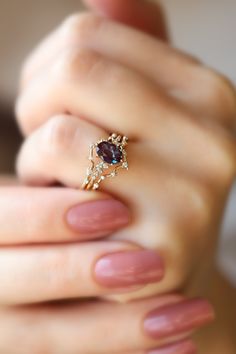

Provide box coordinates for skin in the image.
[0,176,208,353]
[16,8,236,303]
[0,0,235,353]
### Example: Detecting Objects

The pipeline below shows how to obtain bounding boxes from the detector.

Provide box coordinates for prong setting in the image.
[82,133,129,190]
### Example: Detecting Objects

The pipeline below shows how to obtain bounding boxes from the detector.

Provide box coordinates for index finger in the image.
[0,186,130,244]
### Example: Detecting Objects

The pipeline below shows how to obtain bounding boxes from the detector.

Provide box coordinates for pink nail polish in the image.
[144,299,215,340]
[94,250,164,288]
[66,199,130,236]
[148,340,197,354]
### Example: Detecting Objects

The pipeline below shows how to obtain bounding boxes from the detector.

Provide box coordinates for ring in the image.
[82,133,129,190]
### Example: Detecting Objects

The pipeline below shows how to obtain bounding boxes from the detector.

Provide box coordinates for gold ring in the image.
[82,133,129,190]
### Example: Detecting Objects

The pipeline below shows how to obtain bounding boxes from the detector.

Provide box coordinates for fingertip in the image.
[83,0,169,40]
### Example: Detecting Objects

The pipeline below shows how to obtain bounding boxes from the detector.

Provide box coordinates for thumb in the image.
[82,0,169,41]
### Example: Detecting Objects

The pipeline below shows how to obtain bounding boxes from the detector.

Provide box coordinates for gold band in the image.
[82,133,129,191]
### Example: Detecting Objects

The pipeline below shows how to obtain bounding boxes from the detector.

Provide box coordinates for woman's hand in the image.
[15,12,236,303]
[0,177,214,353]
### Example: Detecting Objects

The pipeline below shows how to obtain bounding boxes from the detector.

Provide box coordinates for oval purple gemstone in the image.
[96,141,122,165]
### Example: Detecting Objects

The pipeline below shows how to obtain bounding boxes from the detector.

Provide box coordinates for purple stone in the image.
[96,141,122,165]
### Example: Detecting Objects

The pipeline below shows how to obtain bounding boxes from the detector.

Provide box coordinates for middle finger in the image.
[20,14,236,130]
[16,47,190,138]
[17,48,235,183]
[0,241,164,305]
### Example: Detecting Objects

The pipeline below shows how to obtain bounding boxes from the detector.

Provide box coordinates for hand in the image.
[16,9,236,304]
[0,177,214,353]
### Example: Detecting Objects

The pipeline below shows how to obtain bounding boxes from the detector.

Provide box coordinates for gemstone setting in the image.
[96,141,122,165]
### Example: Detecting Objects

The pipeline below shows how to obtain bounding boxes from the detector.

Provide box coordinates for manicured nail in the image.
[144,299,215,340]
[148,340,197,354]
[94,250,164,288]
[66,199,130,235]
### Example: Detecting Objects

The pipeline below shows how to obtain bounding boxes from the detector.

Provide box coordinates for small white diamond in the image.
[101,176,105,180]
[123,162,128,169]
[93,183,99,189]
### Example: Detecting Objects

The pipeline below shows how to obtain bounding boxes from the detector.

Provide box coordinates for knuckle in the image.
[61,12,105,42]
[52,47,105,82]
[100,61,130,87]
[174,180,213,232]
[181,177,213,228]
[187,183,212,229]
[204,70,236,110]
[41,115,78,155]
[206,129,236,183]
[167,258,189,290]
[149,228,191,290]
[51,47,80,79]
[53,37,126,87]
[159,188,213,289]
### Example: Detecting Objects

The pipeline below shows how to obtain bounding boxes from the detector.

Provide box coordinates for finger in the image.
[83,0,169,40]
[17,114,117,187]
[17,48,165,137]
[0,297,213,353]
[0,242,165,305]
[21,14,193,92]
[18,46,236,180]
[0,186,131,245]
[17,113,236,199]
[20,15,236,130]
[17,45,204,141]
[16,113,236,303]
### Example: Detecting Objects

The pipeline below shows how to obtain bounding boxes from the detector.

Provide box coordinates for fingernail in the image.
[66,199,130,235]
[148,340,197,354]
[94,250,164,288]
[144,299,215,340]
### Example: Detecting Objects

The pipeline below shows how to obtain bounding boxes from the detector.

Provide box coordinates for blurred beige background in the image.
[0,0,235,283]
